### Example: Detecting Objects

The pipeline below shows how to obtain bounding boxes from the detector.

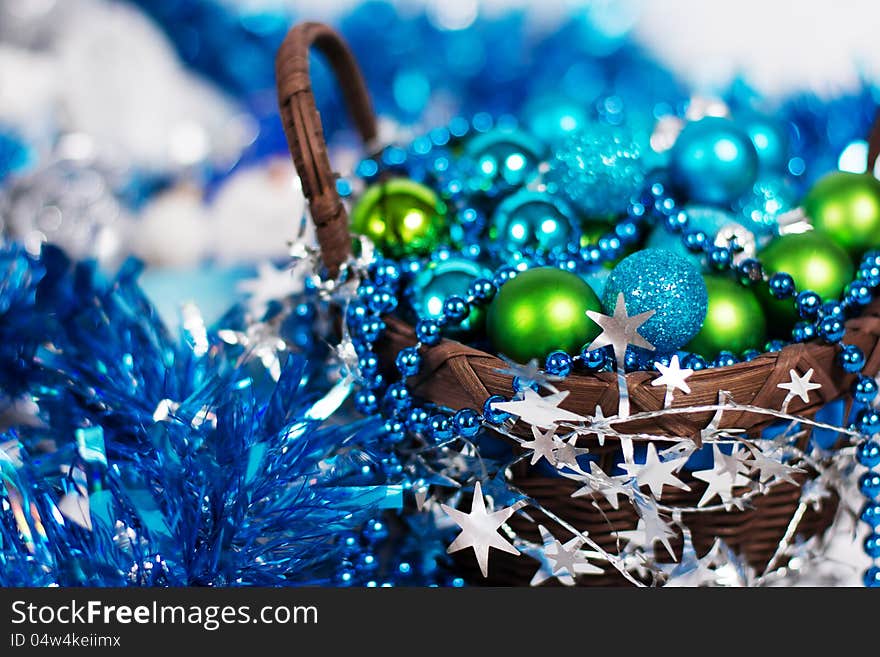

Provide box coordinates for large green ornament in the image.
[411,257,493,335]
[757,231,854,331]
[803,171,880,256]
[686,275,766,357]
[351,178,447,258]
[487,267,602,363]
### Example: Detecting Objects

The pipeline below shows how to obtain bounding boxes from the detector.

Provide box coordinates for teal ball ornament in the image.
[523,94,589,144]
[602,248,708,352]
[671,117,759,205]
[545,123,645,220]
[464,127,545,190]
[490,189,578,253]
[735,176,795,236]
[487,267,602,363]
[739,113,790,172]
[411,257,493,334]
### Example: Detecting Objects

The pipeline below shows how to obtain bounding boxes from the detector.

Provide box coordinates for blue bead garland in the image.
[342,112,880,585]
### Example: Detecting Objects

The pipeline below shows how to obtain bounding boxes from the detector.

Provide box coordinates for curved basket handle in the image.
[276,22,378,277]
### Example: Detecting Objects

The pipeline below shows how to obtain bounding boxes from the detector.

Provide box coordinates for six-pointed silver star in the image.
[441,481,521,577]
[520,425,559,467]
[491,388,588,429]
[620,443,691,499]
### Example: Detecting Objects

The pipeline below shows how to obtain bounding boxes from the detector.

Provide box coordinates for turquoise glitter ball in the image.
[602,248,708,353]
[544,123,645,220]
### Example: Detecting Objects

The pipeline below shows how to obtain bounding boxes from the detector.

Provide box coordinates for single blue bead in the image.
[764,339,786,353]
[428,414,453,442]
[362,371,385,390]
[383,382,411,412]
[742,349,761,361]
[818,302,845,319]
[856,409,880,435]
[383,418,406,442]
[854,376,879,404]
[395,347,422,377]
[368,288,398,314]
[415,318,442,346]
[859,471,880,500]
[792,321,816,343]
[358,282,377,299]
[598,235,622,258]
[665,210,690,233]
[736,258,764,286]
[768,272,796,299]
[863,250,880,267]
[581,346,608,371]
[865,533,880,559]
[838,344,866,373]
[512,376,539,393]
[682,352,709,370]
[864,566,880,588]
[406,407,429,433]
[846,281,873,306]
[354,389,379,415]
[363,519,389,542]
[372,260,401,286]
[817,317,845,343]
[857,264,880,287]
[483,395,512,425]
[442,295,470,324]
[361,318,386,343]
[795,290,822,319]
[615,219,640,245]
[706,245,733,271]
[493,266,518,288]
[347,301,369,322]
[861,502,880,528]
[683,229,708,253]
[713,351,740,368]
[857,441,880,469]
[545,350,573,377]
[453,408,482,438]
[468,277,497,302]
[359,353,380,378]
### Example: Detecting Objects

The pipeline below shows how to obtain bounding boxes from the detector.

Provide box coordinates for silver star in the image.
[617,500,677,559]
[692,445,751,508]
[520,426,559,467]
[777,368,821,406]
[540,526,603,581]
[652,355,693,406]
[620,443,691,500]
[491,388,588,429]
[441,481,521,577]
[585,292,655,364]
[554,434,591,471]
[582,405,614,446]
[571,461,633,510]
[747,449,803,484]
[237,260,306,313]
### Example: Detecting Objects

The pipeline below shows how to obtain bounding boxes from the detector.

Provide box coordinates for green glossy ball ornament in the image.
[411,257,493,335]
[757,231,854,331]
[487,267,602,363]
[803,171,880,256]
[686,275,766,357]
[351,178,447,258]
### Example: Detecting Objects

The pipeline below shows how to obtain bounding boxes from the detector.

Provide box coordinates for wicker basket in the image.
[276,22,880,584]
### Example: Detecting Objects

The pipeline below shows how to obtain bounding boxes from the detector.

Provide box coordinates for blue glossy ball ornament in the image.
[415,318,442,346]
[839,344,866,373]
[545,123,645,220]
[670,117,759,205]
[453,408,482,438]
[410,257,493,335]
[384,382,411,413]
[602,248,708,352]
[581,345,608,371]
[682,353,709,371]
[483,395,512,425]
[354,389,379,415]
[861,502,880,528]
[860,471,880,500]
[739,113,790,172]
[854,375,879,404]
[429,414,453,442]
[796,290,822,319]
[768,272,796,299]
[864,533,880,559]
[545,350,573,377]
[856,408,880,434]
[490,189,578,253]
[395,347,422,377]
[818,317,845,343]
[857,440,880,469]
[443,296,470,324]
[464,126,545,189]
[406,407,430,433]
[864,566,880,588]
[523,93,590,144]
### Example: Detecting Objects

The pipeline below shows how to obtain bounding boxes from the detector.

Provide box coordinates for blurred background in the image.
[2,0,879,325]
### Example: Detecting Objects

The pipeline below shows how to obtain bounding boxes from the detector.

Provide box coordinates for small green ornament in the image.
[350,178,447,258]
[686,275,766,358]
[803,171,880,256]
[487,267,602,363]
[757,231,854,331]
[411,257,493,335]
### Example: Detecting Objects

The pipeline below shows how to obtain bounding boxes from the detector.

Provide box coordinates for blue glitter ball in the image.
[545,123,645,219]
[602,248,708,352]
[671,117,759,205]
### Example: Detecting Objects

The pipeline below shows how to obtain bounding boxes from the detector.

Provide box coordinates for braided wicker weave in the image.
[276,22,880,585]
